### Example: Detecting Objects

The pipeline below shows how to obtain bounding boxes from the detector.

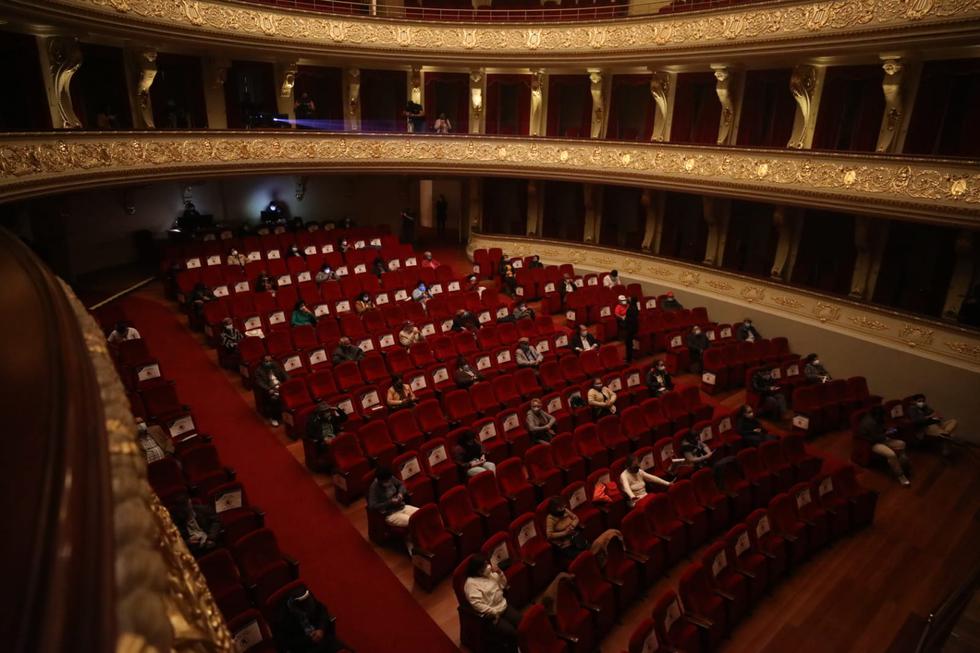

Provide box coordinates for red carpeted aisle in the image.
[120,291,460,653]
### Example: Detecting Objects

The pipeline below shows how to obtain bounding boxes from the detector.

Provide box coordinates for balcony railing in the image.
[237,0,776,22]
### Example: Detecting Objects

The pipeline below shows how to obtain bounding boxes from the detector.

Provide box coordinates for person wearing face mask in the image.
[217,318,244,369]
[734,404,777,449]
[526,398,557,444]
[279,586,349,653]
[512,302,536,322]
[559,273,576,308]
[306,401,347,446]
[515,337,543,368]
[736,318,761,342]
[454,430,496,476]
[226,248,246,267]
[253,354,288,427]
[570,324,598,353]
[462,554,522,650]
[907,394,958,452]
[371,251,387,278]
[367,466,419,529]
[646,360,674,396]
[802,353,831,383]
[545,496,587,562]
[750,367,790,420]
[135,416,174,463]
[420,250,441,270]
[399,321,425,348]
[107,321,141,344]
[679,427,715,472]
[291,300,318,327]
[386,374,417,410]
[286,244,304,259]
[686,325,710,373]
[603,269,621,289]
[315,263,336,284]
[620,454,671,507]
[453,355,483,389]
[587,377,618,419]
[623,296,640,363]
[331,336,365,365]
[452,308,480,332]
[661,291,683,310]
[354,292,375,315]
[411,282,432,306]
[857,405,911,487]
[169,495,221,555]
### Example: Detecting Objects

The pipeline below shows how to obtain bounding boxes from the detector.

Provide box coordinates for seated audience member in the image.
[398,321,424,347]
[433,113,453,133]
[528,255,544,269]
[454,355,483,388]
[463,554,523,650]
[526,399,557,444]
[412,282,432,305]
[661,291,683,310]
[614,295,629,321]
[559,273,576,307]
[338,238,350,254]
[587,377,618,419]
[464,274,483,295]
[354,292,375,314]
[645,359,673,396]
[735,318,761,342]
[286,244,304,259]
[315,264,336,283]
[620,454,671,507]
[372,252,387,278]
[803,353,831,383]
[226,248,247,268]
[386,374,417,410]
[512,302,536,321]
[958,284,980,327]
[107,321,141,343]
[331,336,365,365]
[734,404,777,448]
[857,405,911,486]
[306,401,347,445]
[515,337,543,368]
[603,270,622,288]
[291,300,318,327]
[570,324,598,353]
[908,394,958,451]
[421,251,441,269]
[135,416,174,463]
[368,466,419,529]
[545,496,587,563]
[189,282,216,319]
[253,354,288,427]
[255,271,277,294]
[751,368,790,420]
[686,325,710,373]
[453,430,496,476]
[452,308,479,332]
[218,318,244,366]
[500,260,517,298]
[679,427,715,471]
[279,586,349,653]
[170,496,221,555]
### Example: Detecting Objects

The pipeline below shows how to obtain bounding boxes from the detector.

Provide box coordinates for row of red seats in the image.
[793,378,882,437]
[700,338,795,394]
[848,396,924,468]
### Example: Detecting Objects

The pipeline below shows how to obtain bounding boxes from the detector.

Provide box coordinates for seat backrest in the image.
[519,603,566,653]
[496,457,528,494]
[439,485,475,525]
[409,503,447,549]
[468,470,503,508]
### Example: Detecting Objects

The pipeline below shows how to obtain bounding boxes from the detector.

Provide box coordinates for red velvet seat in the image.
[736,447,775,507]
[550,433,587,485]
[420,438,460,497]
[642,493,687,565]
[746,508,788,583]
[669,479,710,549]
[759,440,795,493]
[766,494,808,567]
[561,480,604,542]
[724,523,769,603]
[552,575,595,653]
[678,562,728,646]
[481,532,531,608]
[497,457,536,516]
[651,590,703,653]
[510,512,556,594]
[357,420,397,469]
[414,398,449,438]
[812,473,852,538]
[518,603,569,653]
[331,433,370,504]
[781,433,823,482]
[197,548,252,621]
[409,504,457,591]
[525,444,564,499]
[834,464,878,529]
[691,467,732,536]
[790,481,831,550]
[569,550,617,635]
[702,540,750,625]
[232,528,298,604]
[468,470,512,535]
[572,424,610,473]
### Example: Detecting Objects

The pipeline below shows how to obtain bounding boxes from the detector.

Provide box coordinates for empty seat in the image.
[231,529,298,603]
[409,504,457,591]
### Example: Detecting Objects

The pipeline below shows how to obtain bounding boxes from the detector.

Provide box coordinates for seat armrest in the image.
[760,550,778,560]
[735,565,756,579]
[582,601,602,615]
[284,555,300,576]
[679,517,694,526]
[656,533,672,543]
[780,532,799,543]
[684,612,714,630]
[555,632,580,645]
[626,551,649,565]
[715,589,736,601]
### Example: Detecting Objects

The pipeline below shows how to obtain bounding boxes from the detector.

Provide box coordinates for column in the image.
[849,217,890,300]
[711,64,742,145]
[526,180,543,237]
[942,230,976,321]
[469,68,486,134]
[876,56,921,153]
[701,197,731,266]
[582,184,599,244]
[770,206,803,280]
[529,69,546,137]
[640,189,658,252]
[787,64,827,149]
[126,49,157,129]
[201,57,229,129]
[467,177,484,234]
[410,64,423,109]
[648,70,676,142]
[344,67,361,131]
[419,180,433,228]
[275,61,298,123]
[37,36,82,129]
[588,70,608,139]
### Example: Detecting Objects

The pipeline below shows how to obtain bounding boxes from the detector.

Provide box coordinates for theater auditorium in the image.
[1,1,979,652]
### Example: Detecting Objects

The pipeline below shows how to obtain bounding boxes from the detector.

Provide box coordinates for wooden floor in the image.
[272,375,980,653]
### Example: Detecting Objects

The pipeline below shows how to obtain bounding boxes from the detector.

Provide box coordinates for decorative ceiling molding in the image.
[469,233,980,372]
[0,132,977,224]
[9,0,980,65]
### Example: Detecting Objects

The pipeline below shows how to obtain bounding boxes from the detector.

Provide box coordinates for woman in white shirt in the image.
[463,554,522,645]
[620,454,671,507]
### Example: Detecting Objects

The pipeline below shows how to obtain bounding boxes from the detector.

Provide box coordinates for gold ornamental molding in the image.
[8,0,980,65]
[469,233,980,372]
[1,131,979,224]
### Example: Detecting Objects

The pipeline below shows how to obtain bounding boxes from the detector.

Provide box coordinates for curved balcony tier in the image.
[6,0,980,66]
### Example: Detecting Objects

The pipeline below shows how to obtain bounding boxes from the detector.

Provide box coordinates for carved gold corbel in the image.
[588,70,604,139]
[530,69,544,137]
[712,65,737,145]
[46,37,83,129]
[345,68,360,130]
[135,50,157,129]
[649,71,673,143]
[469,68,484,134]
[876,57,905,153]
[788,64,818,149]
[280,62,297,98]
[410,64,422,107]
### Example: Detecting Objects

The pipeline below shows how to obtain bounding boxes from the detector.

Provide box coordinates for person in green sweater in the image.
[291,300,318,327]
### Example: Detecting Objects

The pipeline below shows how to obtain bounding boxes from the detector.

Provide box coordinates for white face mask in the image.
[813,360,820,366]
[916,401,925,407]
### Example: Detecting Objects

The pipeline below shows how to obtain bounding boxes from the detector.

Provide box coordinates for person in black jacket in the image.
[686,325,710,373]
[803,353,831,384]
[452,308,480,332]
[170,496,221,555]
[750,368,789,420]
[306,401,347,445]
[907,394,958,452]
[661,291,683,310]
[645,360,673,396]
[278,586,349,653]
[734,404,777,449]
[857,406,910,486]
[253,355,288,426]
[570,324,599,353]
[623,297,640,363]
[735,318,761,342]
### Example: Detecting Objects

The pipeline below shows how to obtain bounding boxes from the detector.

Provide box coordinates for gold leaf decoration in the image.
[848,315,889,331]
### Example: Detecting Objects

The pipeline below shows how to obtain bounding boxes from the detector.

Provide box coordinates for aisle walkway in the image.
[120,290,460,653]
